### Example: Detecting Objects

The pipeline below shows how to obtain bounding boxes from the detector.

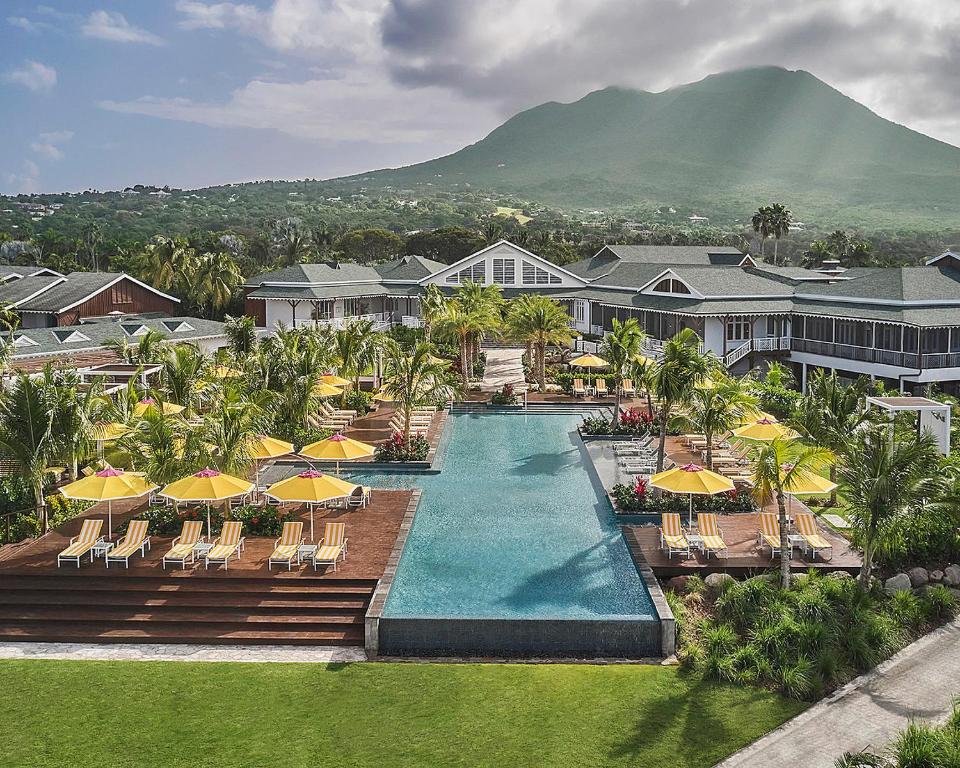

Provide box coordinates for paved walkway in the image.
[480,347,526,392]
[715,617,960,767]
[0,642,366,664]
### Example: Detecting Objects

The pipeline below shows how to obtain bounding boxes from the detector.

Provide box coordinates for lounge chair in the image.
[573,378,586,397]
[347,485,367,508]
[696,513,727,558]
[621,378,636,397]
[312,521,348,571]
[162,520,205,569]
[57,518,104,567]
[105,520,151,568]
[204,521,245,570]
[758,513,782,558]
[794,513,833,561]
[659,513,690,558]
[595,378,608,397]
[322,402,356,422]
[268,521,304,571]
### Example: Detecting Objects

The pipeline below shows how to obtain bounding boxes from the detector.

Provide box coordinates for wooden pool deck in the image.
[623,513,861,578]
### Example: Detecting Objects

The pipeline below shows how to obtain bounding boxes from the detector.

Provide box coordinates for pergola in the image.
[866,396,952,455]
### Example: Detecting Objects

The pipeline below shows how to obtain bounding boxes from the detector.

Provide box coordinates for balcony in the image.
[791,339,922,369]
[314,313,393,332]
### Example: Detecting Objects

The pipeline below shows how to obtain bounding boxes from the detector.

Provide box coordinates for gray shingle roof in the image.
[9,316,228,361]
[0,275,65,306]
[375,254,446,281]
[798,267,960,303]
[566,245,746,280]
[247,283,420,301]
[16,273,170,313]
[246,261,384,287]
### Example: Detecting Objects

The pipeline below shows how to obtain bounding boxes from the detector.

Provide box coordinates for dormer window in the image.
[53,330,90,344]
[445,263,486,285]
[521,261,561,285]
[651,278,691,295]
[12,335,38,348]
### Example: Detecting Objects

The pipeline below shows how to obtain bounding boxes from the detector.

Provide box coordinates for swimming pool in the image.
[353,412,655,622]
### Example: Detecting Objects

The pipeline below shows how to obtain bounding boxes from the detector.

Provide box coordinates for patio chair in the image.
[794,513,833,561]
[621,379,636,397]
[312,521,348,571]
[268,521,304,571]
[105,520,151,568]
[659,513,690,558]
[595,378,608,397]
[204,521,245,570]
[322,402,356,422]
[758,513,782,558]
[696,513,728,558]
[573,378,586,397]
[162,520,205,569]
[57,518,104,568]
[347,486,366,508]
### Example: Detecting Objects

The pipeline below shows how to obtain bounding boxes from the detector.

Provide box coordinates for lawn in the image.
[0,660,804,768]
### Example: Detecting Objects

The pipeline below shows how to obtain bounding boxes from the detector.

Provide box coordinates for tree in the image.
[838,426,942,589]
[751,206,773,260]
[601,318,645,427]
[651,329,710,473]
[336,229,403,264]
[104,329,168,365]
[202,385,268,476]
[82,222,103,272]
[404,227,485,265]
[505,295,573,390]
[768,203,792,265]
[0,373,57,532]
[192,250,241,318]
[435,282,502,386]
[679,376,756,469]
[47,369,105,481]
[160,344,206,416]
[481,221,504,245]
[749,438,832,588]
[277,225,309,267]
[223,314,258,360]
[380,340,458,443]
[420,284,447,341]
[455,280,503,366]
[791,369,872,505]
[136,236,193,292]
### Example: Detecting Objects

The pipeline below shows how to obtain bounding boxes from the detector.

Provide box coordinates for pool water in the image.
[352,412,655,621]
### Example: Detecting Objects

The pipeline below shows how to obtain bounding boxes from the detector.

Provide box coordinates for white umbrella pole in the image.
[310,506,315,542]
[206,504,212,539]
[108,500,113,540]
[688,494,693,528]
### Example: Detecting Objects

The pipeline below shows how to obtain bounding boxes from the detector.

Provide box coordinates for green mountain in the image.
[352,67,960,227]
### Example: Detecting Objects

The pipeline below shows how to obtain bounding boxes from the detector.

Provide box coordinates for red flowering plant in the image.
[375,432,430,461]
[491,383,518,405]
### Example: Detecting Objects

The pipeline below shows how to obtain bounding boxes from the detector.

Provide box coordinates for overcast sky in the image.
[2,0,958,194]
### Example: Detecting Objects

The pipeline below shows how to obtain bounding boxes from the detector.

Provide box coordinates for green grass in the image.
[0,660,804,767]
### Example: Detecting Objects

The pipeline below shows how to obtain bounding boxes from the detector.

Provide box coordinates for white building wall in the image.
[703,318,725,356]
[265,300,294,328]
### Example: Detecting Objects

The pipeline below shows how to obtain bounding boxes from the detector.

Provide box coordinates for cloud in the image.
[29,130,74,160]
[100,75,492,145]
[81,10,165,45]
[5,160,41,194]
[7,16,44,32]
[3,60,57,92]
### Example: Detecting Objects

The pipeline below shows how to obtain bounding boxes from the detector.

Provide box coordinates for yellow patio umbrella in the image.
[93,422,129,442]
[780,465,838,514]
[301,433,376,473]
[372,389,395,402]
[59,468,157,538]
[208,364,241,379]
[570,353,608,368]
[265,470,358,540]
[427,354,449,366]
[650,463,735,526]
[160,468,254,536]
[134,398,185,417]
[247,435,295,499]
[312,382,343,398]
[634,354,656,367]
[320,374,351,387]
[738,406,776,426]
[733,418,799,442]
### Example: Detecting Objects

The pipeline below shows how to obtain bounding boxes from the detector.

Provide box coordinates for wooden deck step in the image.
[0,606,364,626]
[0,592,368,611]
[0,623,364,646]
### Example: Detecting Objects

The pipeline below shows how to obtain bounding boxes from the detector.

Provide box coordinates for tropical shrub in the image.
[0,477,32,514]
[836,704,960,767]
[490,384,519,406]
[612,480,754,513]
[227,504,291,537]
[271,424,335,452]
[119,504,225,536]
[375,432,430,462]
[581,409,656,436]
[343,389,372,415]
[669,570,957,700]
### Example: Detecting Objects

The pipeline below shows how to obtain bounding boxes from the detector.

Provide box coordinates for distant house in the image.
[0,271,179,328]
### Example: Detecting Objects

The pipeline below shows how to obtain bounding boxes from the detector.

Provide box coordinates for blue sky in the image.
[3,1,958,194]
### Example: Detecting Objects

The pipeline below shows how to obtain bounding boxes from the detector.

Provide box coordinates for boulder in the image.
[930,570,944,584]
[827,571,855,581]
[908,567,930,588]
[884,573,912,595]
[944,565,960,588]
[704,572,735,591]
[666,576,690,593]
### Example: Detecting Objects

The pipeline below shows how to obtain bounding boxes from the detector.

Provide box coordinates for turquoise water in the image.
[353,413,655,620]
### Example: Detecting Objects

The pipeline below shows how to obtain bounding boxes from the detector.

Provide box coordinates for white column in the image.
[801,363,808,393]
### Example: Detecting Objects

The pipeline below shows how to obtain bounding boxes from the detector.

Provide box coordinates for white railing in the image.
[402,315,424,328]
[722,336,790,367]
[314,313,392,331]
[642,338,664,355]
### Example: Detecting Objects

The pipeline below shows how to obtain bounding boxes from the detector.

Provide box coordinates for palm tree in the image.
[0,373,57,531]
[277,225,309,267]
[601,317,645,427]
[749,438,832,588]
[104,329,168,365]
[223,314,258,361]
[192,251,240,318]
[838,426,942,590]
[120,409,201,486]
[751,206,773,260]
[481,221,504,246]
[629,355,657,421]
[380,340,458,443]
[47,369,106,481]
[136,236,193,292]
[160,344,206,416]
[768,202,792,265]
[651,329,709,473]
[800,239,831,269]
[505,295,572,390]
[679,376,756,469]
[202,386,268,476]
[791,369,871,505]
[420,284,447,341]
[456,280,503,366]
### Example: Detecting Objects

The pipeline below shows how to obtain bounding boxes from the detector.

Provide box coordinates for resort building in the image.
[0,269,180,328]
[243,241,960,393]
